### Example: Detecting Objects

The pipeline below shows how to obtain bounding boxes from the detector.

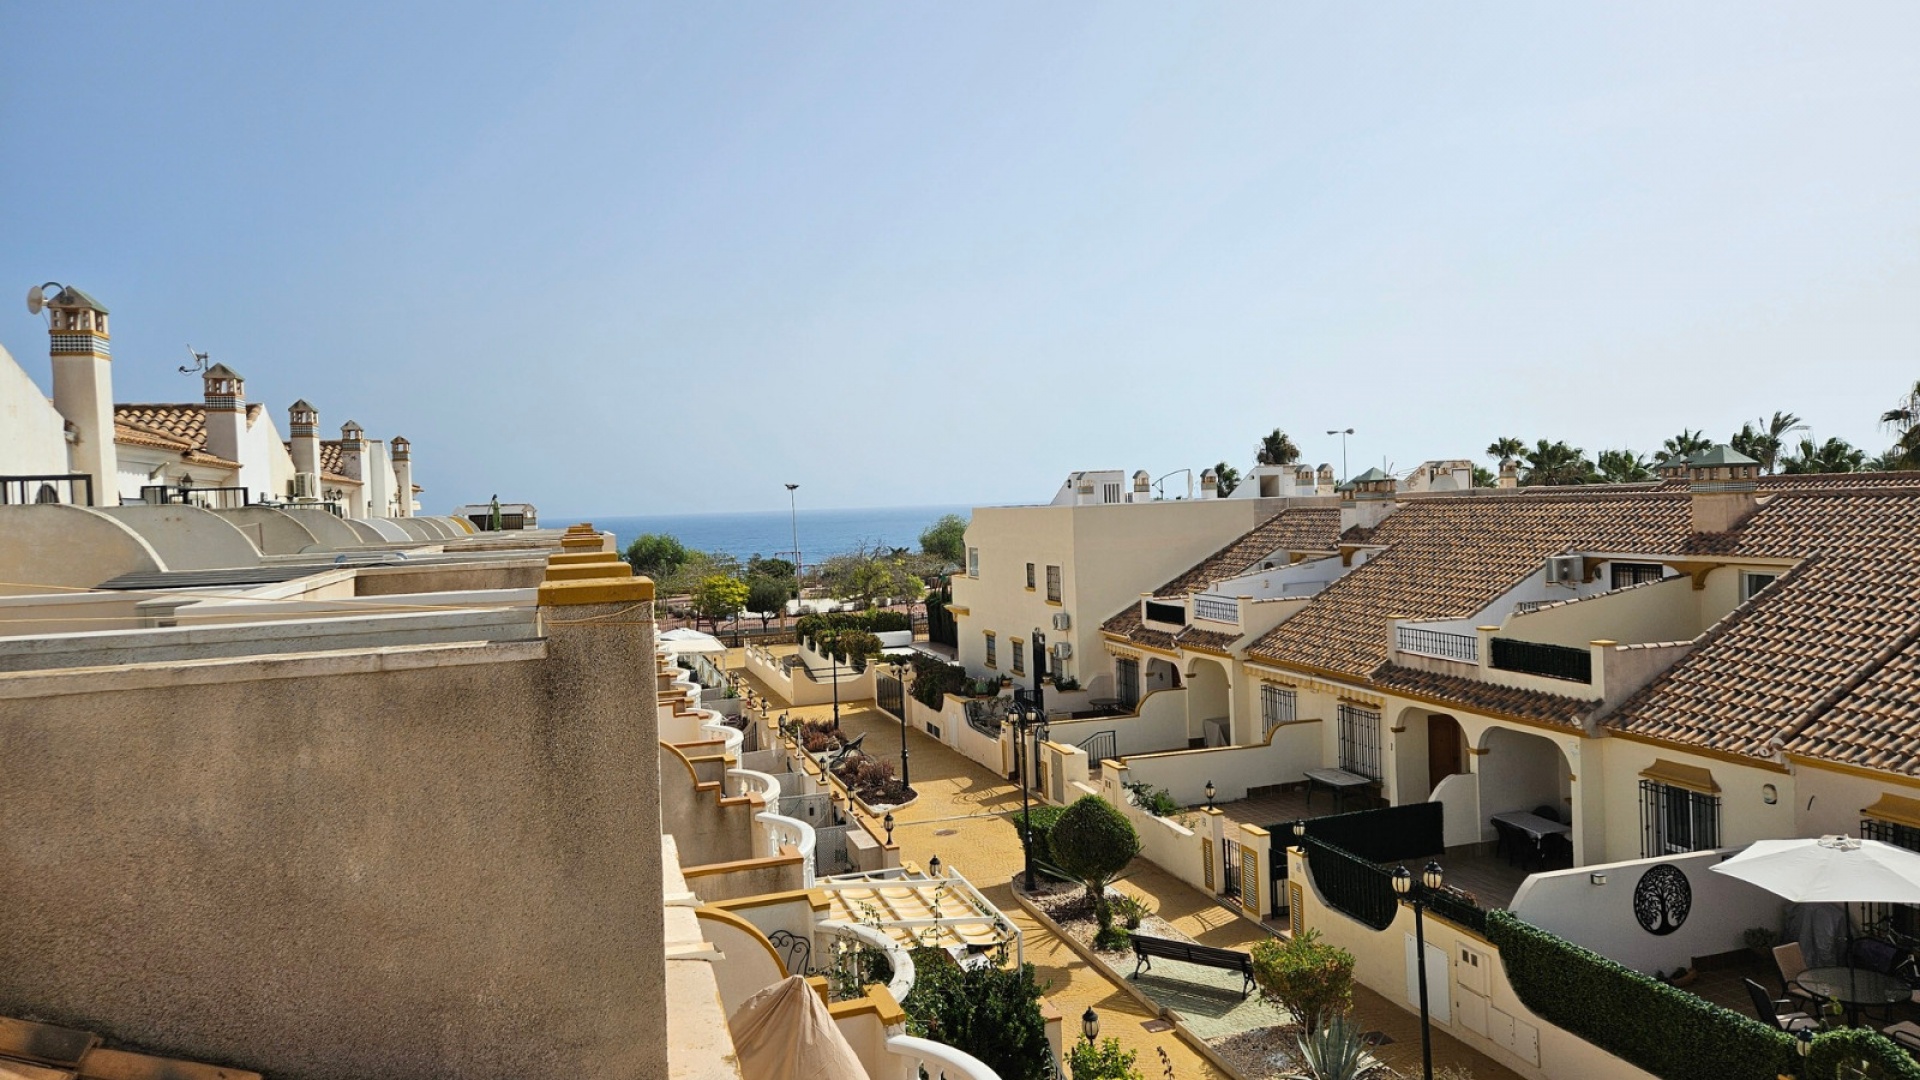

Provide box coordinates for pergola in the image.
[816,867,1024,967]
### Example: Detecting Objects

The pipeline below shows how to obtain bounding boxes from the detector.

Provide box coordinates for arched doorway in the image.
[1392,707,1467,803]
[1186,657,1230,746]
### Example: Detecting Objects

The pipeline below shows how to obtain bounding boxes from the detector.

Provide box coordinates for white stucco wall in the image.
[0,345,73,483]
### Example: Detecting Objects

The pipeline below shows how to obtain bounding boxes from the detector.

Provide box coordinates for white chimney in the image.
[201,364,247,492]
[390,435,412,517]
[45,285,117,504]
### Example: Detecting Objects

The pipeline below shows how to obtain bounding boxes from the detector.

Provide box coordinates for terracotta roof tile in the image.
[1245,492,1696,677]
[1373,664,1599,730]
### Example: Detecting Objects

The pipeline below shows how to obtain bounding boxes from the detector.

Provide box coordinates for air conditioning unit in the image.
[292,471,318,500]
[1052,642,1072,660]
[1545,555,1581,586]
[1052,612,1071,632]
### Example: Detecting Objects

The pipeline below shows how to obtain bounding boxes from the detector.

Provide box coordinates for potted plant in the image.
[1743,926,1778,958]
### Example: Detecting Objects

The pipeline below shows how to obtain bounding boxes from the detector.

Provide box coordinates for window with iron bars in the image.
[1262,684,1297,736]
[1862,818,1920,935]
[984,632,997,669]
[1026,563,1036,590]
[1640,781,1719,856]
[1046,565,1062,603]
[1611,562,1664,589]
[1011,639,1025,676]
[1337,704,1381,780]
[1116,657,1140,708]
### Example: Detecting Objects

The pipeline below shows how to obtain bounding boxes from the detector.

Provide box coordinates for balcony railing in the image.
[1490,637,1592,683]
[1395,625,1478,663]
[138,485,251,510]
[1191,593,1239,626]
[1142,599,1186,626]
[1302,835,1398,931]
[885,1035,1004,1080]
[1,473,93,506]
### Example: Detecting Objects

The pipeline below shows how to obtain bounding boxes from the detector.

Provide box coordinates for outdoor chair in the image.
[1746,978,1817,1033]
[1883,1021,1920,1055]
[1773,942,1823,1009]
[1538,832,1574,870]
[1492,818,1522,865]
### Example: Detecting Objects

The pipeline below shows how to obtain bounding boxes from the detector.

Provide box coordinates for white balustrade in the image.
[884,1035,1003,1080]
[756,812,816,885]
[727,767,782,803]
[1191,593,1240,626]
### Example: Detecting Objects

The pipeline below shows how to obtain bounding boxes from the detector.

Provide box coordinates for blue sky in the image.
[3,3,1916,515]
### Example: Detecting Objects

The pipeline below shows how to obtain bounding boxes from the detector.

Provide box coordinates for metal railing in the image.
[1490,637,1593,683]
[1425,887,1488,934]
[1192,593,1239,625]
[139,484,251,510]
[1142,599,1186,626]
[1395,625,1479,663]
[1,473,93,506]
[1077,729,1118,765]
[1302,835,1398,931]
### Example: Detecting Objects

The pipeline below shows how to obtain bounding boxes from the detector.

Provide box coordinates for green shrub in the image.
[1486,910,1792,1079]
[1110,892,1149,930]
[1806,1028,1920,1080]
[910,654,968,710]
[1122,780,1180,817]
[1068,1036,1141,1080]
[1250,927,1354,1030]
[1092,924,1131,951]
[1048,795,1141,929]
[1012,803,1068,866]
[902,949,1053,1080]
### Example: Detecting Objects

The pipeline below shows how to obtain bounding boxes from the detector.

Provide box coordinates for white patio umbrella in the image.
[1710,835,1920,904]
[659,627,728,656]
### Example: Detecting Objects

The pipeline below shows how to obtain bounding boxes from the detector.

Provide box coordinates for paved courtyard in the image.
[732,655,1519,1080]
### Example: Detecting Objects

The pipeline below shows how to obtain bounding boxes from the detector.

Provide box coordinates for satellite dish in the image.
[26,284,45,315]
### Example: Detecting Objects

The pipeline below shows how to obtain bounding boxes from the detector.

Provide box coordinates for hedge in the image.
[1806,1027,1920,1080]
[1011,803,1067,866]
[910,653,968,710]
[1485,910,1792,1079]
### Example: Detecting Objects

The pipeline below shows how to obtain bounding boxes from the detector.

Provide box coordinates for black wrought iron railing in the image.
[139,485,252,511]
[1,473,93,506]
[1142,600,1186,626]
[1302,835,1398,931]
[964,697,1008,737]
[1425,887,1488,934]
[1489,637,1592,683]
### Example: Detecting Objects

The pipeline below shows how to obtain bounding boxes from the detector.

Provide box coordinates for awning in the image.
[1639,758,1719,795]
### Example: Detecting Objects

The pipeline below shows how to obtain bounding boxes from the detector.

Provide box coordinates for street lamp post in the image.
[1012,702,1048,892]
[890,656,912,789]
[1392,860,1446,1080]
[1326,428,1355,484]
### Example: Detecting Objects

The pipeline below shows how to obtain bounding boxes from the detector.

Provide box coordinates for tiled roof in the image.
[1245,493,1697,677]
[1373,664,1600,730]
[1101,507,1342,646]
[113,408,242,469]
[1607,491,1920,765]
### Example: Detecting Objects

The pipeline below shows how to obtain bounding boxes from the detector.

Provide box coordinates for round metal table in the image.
[1797,966,1910,1026]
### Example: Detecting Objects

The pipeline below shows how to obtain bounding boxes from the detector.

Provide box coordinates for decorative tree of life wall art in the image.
[1633,864,1692,935]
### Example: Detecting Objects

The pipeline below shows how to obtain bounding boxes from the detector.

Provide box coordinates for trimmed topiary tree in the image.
[1047,795,1141,937]
[1250,926,1355,1031]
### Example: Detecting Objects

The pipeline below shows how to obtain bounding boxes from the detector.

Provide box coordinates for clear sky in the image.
[3,3,1916,515]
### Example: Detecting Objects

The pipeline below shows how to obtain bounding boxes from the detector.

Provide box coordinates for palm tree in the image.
[1255,429,1302,467]
[1662,429,1713,460]
[1731,412,1806,474]
[1486,436,1525,463]
[1521,439,1596,486]
[1880,382,1920,469]
[1596,449,1653,483]
[1781,437,1865,474]
[1212,461,1240,497]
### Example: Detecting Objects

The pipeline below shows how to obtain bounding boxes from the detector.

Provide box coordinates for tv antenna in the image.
[25,282,59,315]
[179,345,210,376]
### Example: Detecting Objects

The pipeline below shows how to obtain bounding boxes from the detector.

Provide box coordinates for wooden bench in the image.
[1129,934,1256,998]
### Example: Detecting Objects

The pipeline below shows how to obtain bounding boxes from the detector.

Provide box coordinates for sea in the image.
[582,505,973,564]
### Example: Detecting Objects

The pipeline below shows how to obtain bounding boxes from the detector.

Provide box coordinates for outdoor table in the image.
[1304,767,1376,813]
[1796,966,1910,1026]
[1490,811,1572,869]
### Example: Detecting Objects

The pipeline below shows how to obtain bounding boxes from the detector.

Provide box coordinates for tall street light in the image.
[1392,860,1446,1080]
[889,654,912,789]
[1011,701,1048,891]
[1326,429,1355,485]
[784,482,802,628]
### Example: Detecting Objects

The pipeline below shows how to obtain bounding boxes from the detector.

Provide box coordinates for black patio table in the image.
[1796,966,1910,1026]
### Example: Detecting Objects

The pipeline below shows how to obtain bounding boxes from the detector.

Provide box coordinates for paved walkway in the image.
[733,661,1519,1080]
